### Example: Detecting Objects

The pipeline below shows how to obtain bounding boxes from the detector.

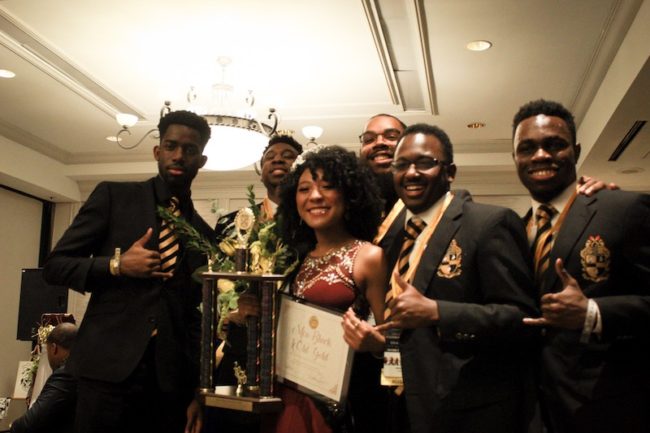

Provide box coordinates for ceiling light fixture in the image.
[617,167,644,174]
[188,57,278,171]
[302,125,324,148]
[0,69,16,78]
[113,101,171,150]
[466,40,492,51]
[112,57,278,171]
[467,122,486,128]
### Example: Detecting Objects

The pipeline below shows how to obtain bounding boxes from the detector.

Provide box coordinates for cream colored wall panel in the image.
[0,188,41,397]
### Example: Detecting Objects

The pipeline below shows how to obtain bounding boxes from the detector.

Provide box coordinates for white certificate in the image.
[275,294,354,403]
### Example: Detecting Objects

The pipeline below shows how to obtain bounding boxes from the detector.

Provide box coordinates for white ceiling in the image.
[0,0,648,204]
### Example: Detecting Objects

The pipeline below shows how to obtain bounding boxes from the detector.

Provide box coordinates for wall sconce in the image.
[302,125,324,148]
[114,101,171,149]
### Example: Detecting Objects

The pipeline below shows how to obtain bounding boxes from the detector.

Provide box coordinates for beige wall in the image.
[0,188,42,397]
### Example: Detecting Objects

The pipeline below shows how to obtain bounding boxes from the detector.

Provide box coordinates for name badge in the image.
[381,329,403,386]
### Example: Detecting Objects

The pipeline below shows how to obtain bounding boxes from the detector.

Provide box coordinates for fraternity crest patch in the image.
[437,239,462,279]
[580,235,610,283]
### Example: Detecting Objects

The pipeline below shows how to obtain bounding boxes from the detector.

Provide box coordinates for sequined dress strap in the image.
[293,240,365,300]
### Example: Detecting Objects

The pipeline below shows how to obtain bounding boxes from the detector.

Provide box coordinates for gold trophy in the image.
[234,208,255,272]
[233,361,247,396]
[199,206,283,413]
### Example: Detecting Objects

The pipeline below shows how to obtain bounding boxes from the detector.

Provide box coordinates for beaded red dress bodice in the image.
[291,240,365,311]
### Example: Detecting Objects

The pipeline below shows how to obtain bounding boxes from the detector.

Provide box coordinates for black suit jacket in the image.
[43,177,214,392]
[10,365,76,433]
[380,195,538,433]
[531,190,650,432]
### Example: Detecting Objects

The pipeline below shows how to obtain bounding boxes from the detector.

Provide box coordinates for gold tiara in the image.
[273,129,295,138]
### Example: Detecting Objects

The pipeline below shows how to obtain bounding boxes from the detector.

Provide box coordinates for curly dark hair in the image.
[157,110,211,147]
[277,145,384,256]
[512,99,576,146]
[399,123,454,163]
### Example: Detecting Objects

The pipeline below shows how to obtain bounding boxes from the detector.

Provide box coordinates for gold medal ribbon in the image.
[389,193,453,294]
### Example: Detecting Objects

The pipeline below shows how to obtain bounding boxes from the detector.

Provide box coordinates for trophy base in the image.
[202,386,283,413]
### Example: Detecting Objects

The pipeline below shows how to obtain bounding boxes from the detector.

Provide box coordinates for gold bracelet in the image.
[580,298,597,344]
[109,247,121,276]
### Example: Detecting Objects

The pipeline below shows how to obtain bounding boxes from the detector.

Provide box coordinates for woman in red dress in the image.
[270,145,388,433]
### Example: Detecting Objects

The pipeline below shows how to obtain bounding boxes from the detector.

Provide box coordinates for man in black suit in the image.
[513,99,650,433]
[43,110,214,433]
[11,323,78,433]
[345,123,538,433]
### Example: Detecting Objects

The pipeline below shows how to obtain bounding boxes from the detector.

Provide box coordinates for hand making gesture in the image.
[119,228,173,279]
[375,272,440,332]
[524,258,588,329]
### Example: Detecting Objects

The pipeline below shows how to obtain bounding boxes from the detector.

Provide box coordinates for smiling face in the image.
[296,168,346,233]
[393,132,455,214]
[513,114,580,202]
[359,115,405,175]
[154,124,207,193]
[261,142,300,191]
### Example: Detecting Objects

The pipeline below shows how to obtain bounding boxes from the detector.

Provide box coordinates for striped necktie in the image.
[160,197,181,275]
[384,216,427,320]
[533,204,557,283]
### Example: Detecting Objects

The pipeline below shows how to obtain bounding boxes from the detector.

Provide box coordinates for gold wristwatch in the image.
[109,247,121,276]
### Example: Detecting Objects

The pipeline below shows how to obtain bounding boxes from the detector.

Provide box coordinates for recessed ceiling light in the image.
[106,136,121,142]
[466,40,492,52]
[0,69,16,78]
[617,167,644,174]
[467,122,486,129]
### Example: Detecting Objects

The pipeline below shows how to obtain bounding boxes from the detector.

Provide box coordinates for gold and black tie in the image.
[533,204,557,283]
[384,216,427,320]
[160,197,180,275]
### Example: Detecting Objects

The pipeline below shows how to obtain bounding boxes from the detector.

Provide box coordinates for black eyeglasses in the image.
[359,128,402,145]
[390,157,445,173]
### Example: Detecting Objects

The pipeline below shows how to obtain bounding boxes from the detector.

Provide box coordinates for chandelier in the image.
[113,57,278,171]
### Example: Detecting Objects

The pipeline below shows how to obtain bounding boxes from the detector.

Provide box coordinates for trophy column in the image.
[245,285,260,392]
[259,280,277,396]
[200,272,283,412]
[242,279,277,396]
[199,276,216,392]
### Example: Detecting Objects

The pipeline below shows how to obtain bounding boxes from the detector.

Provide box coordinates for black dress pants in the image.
[74,337,190,433]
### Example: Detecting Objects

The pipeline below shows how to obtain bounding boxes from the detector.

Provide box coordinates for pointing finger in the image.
[523,317,547,326]
[375,321,394,333]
